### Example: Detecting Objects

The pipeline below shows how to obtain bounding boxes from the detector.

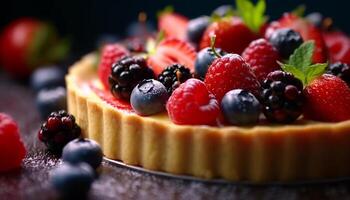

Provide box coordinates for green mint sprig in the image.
[235,0,267,33]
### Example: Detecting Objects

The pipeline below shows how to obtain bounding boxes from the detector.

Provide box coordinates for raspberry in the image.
[0,113,26,172]
[166,78,220,125]
[204,54,260,102]
[242,39,281,82]
[157,64,192,95]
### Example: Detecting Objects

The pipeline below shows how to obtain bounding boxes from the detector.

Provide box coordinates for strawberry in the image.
[323,31,350,64]
[204,54,260,102]
[304,74,350,122]
[158,7,189,40]
[0,18,69,79]
[98,43,129,89]
[265,13,328,63]
[242,38,281,82]
[147,38,197,76]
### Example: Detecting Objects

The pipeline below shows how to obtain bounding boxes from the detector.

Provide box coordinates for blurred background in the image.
[1,0,349,56]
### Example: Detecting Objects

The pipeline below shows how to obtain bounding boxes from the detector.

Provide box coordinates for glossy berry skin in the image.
[194,47,225,79]
[242,39,281,83]
[221,89,261,125]
[159,12,189,40]
[166,78,220,125]
[327,62,350,85]
[268,28,304,60]
[261,71,304,123]
[30,66,65,92]
[62,138,103,169]
[304,74,350,122]
[109,56,154,101]
[130,79,169,116]
[0,113,26,172]
[323,31,350,64]
[51,163,95,199]
[204,54,260,102]
[157,64,192,95]
[186,16,210,46]
[36,87,67,119]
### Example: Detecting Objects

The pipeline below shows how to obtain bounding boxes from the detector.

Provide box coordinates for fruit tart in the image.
[66,0,350,182]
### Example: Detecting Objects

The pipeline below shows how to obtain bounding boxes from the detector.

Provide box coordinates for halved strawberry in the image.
[323,31,350,64]
[147,38,197,75]
[265,13,328,63]
[158,11,189,40]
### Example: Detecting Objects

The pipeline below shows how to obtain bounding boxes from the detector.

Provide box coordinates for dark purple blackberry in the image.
[260,71,304,123]
[38,110,81,154]
[327,62,350,85]
[157,64,192,95]
[109,56,154,100]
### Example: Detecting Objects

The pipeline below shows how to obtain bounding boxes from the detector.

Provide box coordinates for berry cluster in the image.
[158,64,192,95]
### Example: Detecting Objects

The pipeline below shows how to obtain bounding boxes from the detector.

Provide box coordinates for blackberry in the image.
[327,62,350,85]
[269,28,304,59]
[157,64,192,95]
[109,56,154,100]
[261,71,304,123]
[38,110,81,154]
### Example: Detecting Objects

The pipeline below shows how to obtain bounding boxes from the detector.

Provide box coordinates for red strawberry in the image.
[323,31,350,64]
[98,43,129,89]
[199,17,258,54]
[304,74,350,122]
[265,13,328,63]
[0,113,26,172]
[242,38,281,82]
[166,78,220,125]
[204,54,260,102]
[147,38,197,75]
[158,11,189,40]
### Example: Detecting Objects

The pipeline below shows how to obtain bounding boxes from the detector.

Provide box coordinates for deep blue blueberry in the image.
[36,87,67,119]
[221,89,261,125]
[30,66,65,92]
[212,5,235,17]
[62,138,103,169]
[130,79,168,116]
[195,47,225,79]
[51,163,95,199]
[186,16,210,46]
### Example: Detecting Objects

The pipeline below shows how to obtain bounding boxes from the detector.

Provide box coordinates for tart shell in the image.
[66,54,350,182]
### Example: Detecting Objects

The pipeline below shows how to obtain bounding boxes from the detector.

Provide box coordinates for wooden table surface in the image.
[1,73,350,200]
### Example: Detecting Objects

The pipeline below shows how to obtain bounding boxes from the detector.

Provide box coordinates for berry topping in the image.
[98,43,129,89]
[147,38,197,76]
[158,7,189,40]
[30,65,65,92]
[323,31,350,64]
[38,110,81,154]
[124,37,146,53]
[326,62,350,85]
[186,16,210,46]
[166,78,220,125]
[261,71,304,123]
[36,87,67,119]
[221,89,261,125]
[0,113,26,172]
[204,53,260,102]
[130,79,169,116]
[242,38,281,82]
[51,163,95,199]
[157,64,192,95]
[212,5,235,17]
[268,28,304,60]
[62,138,103,169]
[306,12,333,31]
[195,47,226,79]
[109,56,154,101]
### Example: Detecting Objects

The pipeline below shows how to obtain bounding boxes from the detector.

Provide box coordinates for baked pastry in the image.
[66,1,350,182]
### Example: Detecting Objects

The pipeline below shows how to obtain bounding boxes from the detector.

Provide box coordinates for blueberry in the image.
[221,89,261,125]
[212,5,235,17]
[195,47,226,79]
[51,163,95,199]
[269,28,304,59]
[130,79,168,116]
[62,138,103,169]
[36,87,67,119]
[186,16,210,46]
[30,66,65,92]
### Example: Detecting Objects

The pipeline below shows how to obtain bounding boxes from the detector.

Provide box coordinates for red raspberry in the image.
[166,78,220,125]
[204,54,260,102]
[98,43,129,89]
[242,38,281,83]
[0,113,26,172]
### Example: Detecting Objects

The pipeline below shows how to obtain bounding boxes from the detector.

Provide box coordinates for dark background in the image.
[1,0,349,56]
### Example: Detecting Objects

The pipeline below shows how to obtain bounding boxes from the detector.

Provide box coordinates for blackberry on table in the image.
[327,62,350,85]
[157,64,192,95]
[261,70,304,123]
[109,56,154,100]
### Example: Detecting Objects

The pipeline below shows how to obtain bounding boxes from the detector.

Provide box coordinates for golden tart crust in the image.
[66,54,350,182]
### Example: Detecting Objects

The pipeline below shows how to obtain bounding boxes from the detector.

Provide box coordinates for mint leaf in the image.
[288,41,315,71]
[305,63,328,84]
[236,0,266,33]
[279,62,306,84]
